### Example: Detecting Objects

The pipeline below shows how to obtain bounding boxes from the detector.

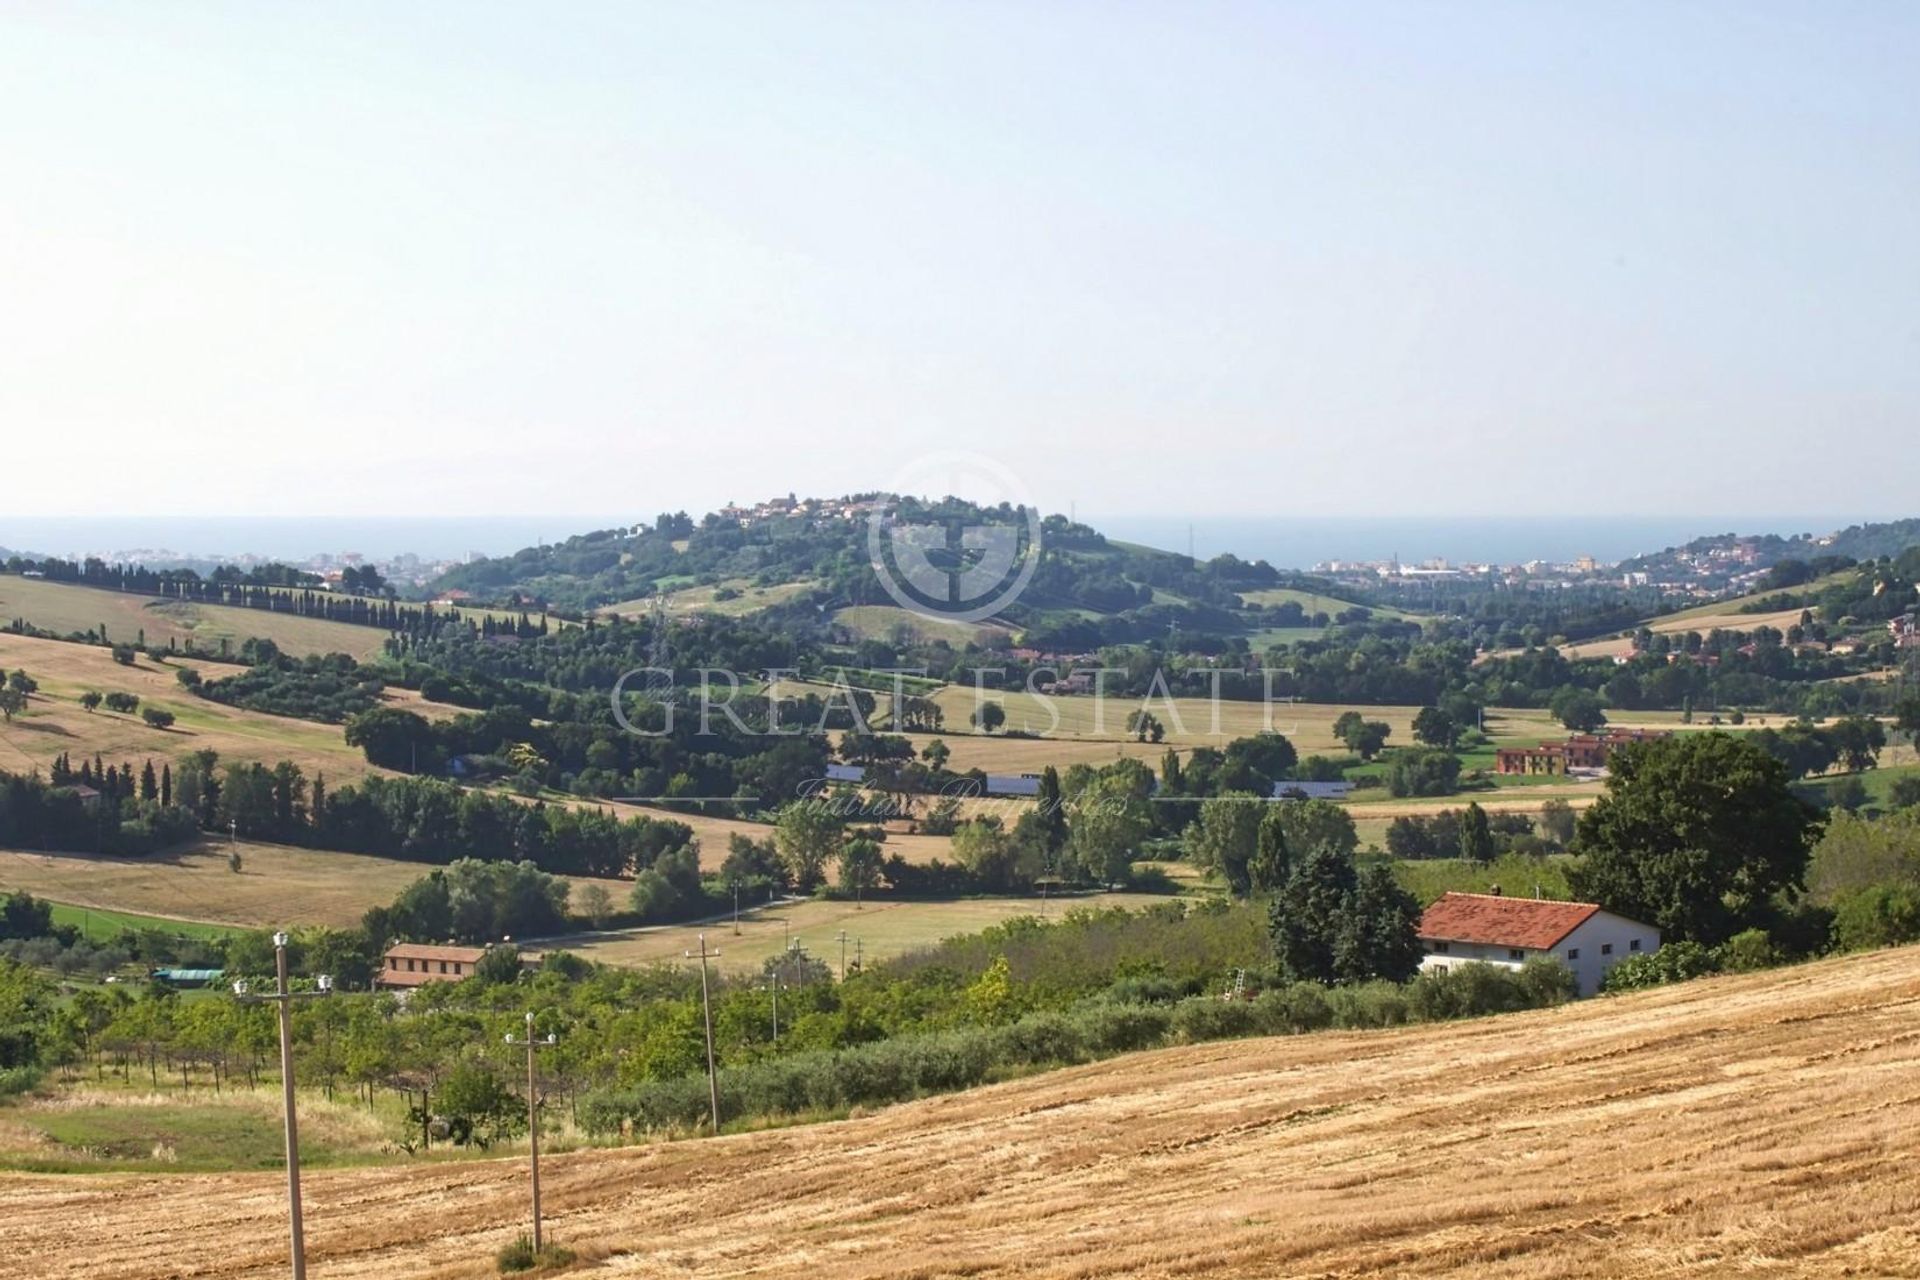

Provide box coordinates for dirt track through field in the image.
[7,947,1920,1278]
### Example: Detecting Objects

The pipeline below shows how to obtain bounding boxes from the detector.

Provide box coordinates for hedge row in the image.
[579,958,1575,1135]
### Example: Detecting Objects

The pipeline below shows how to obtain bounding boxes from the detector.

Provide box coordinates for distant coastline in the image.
[1091,514,1889,571]
[0,511,1897,574]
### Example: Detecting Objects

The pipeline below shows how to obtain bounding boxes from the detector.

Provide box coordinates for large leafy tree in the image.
[1549,687,1607,732]
[1271,848,1423,984]
[1334,865,1425,983]
[1411,706,1459,750]
[773,801,841,891]
[1269,798,1358,860]
[1569,733,1823,944]
[1182,794,1263,895]
[1270,845,1355,983]
[1066,761,1154,886]
[1247,806,1292,893]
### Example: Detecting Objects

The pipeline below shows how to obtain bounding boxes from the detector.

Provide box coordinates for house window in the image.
[1508,948,1525,961]
[1630,939,1642,952]
[1566,948,1580,960]
[1601,943,1613,956]
[1432,941,1451,954]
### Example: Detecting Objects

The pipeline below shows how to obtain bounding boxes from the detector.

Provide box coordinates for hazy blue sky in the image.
[3,3,1915,522]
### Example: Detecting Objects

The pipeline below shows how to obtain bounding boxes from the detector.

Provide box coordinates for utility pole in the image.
[685,934,722,1132]
[503,1012,558,1252]
[233,932,334,1280]
[731,880,741,935]
[836,929,849,981]
[853,938,864,974]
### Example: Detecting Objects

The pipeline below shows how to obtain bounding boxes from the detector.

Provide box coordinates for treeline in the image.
[0,562,544,641]
[172,752,699,880]
[0,769,198,857]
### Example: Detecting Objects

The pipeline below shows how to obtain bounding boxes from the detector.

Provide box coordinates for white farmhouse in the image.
[1416,891,1660,997]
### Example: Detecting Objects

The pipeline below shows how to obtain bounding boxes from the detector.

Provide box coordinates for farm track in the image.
[7,947,1920,1277]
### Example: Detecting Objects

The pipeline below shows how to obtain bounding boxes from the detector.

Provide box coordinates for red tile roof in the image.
[383,943,487,964]
[1417,893,1601,950]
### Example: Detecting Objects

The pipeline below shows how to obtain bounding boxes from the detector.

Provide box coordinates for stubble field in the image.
[0,575,390,660]
[4,945,1918,1278]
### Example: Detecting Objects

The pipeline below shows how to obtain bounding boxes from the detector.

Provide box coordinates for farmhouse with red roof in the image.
[1417,890,1660,997]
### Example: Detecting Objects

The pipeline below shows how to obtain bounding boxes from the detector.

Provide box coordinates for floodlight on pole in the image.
[233,930,333,1280]
[504,1011,560,1252]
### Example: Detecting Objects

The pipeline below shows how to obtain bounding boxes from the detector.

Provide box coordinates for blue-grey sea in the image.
[0,513,1898,571]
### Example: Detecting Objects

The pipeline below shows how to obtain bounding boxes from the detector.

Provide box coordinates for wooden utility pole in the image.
[504,1012,558,1251]
[686,934,722,1132]
[233,932,335,1280]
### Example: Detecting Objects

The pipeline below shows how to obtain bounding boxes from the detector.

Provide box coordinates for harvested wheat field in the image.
[0,838,629,931]
[0,575,388,660]
[9,947,1920,1278]
[0,633,393,783]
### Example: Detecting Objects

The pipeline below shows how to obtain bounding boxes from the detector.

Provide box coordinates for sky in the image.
[2,2,1916,525]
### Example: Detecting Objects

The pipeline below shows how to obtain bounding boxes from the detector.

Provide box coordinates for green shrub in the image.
[0,1065,41,1100]
[990,1011,1088,1067]
[1325,981,1412,1028]
[1600,941,1718,992]
[1831,886,1920,952]
[1072,1002,1173,1054]
[1254,982,1333,1033]
[1514,957,1577,1007]
[1714,928,1780,972]
[497,1234,574,1274]
[1169,996,1260,1043]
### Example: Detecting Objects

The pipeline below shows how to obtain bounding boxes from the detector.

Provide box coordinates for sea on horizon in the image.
[0,511,1891,572]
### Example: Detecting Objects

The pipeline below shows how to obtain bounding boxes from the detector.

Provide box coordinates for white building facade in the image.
[1417,893,1661,997]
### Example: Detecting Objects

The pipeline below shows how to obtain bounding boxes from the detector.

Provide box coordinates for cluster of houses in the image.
[712,495,883,528]
[1494,728,1669,777]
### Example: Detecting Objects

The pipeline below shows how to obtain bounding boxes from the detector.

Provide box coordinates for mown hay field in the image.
[5,946,1919,1277]
[0,838,629,932]
[0,575,389,660]
[0,633,416,783]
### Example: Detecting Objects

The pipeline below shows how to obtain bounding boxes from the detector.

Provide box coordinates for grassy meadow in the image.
[528,889,1175,977]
